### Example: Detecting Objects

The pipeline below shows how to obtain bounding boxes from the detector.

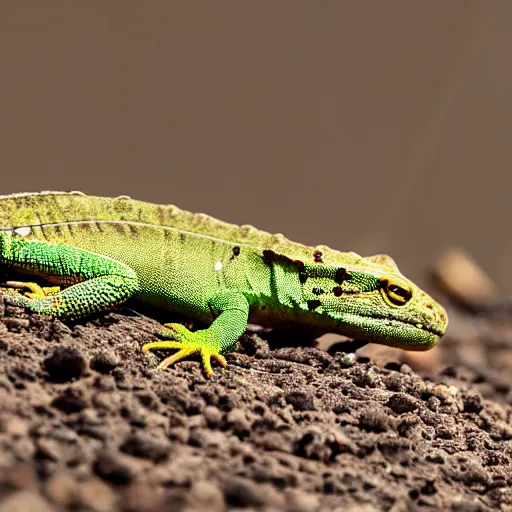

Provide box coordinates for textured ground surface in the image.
[0,291,511,511]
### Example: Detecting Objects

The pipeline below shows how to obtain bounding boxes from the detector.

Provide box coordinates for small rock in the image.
[189,428,228,449]
[121,482,165,512]
[120,432,170,462]
[204,406,222,427]
[185,480,225,511]
[43,347,87,382]
[400,364,414,374]
[226,408,252,435]
[51,387,89,413]
[48,426,78,443]
[9,439,35,462]
[295,427,326,460]
[45,472,77,506]
[91,350,120,374]
[451,498,487,512]
[3,417,29,438]
[285,391,316,411]
[94,451,140,485]
[285,488,319,512]
[35,438,62,462]
[94,375,116,392]
[0,490,54,512]
[387,393,420,414]
[358,407,391,433]
[75,477,116,512]
[3,318,30,333]
[463,391,484,414]
[1,463,38,491]
[168,427,189,444]
[223,477,284,508]
[333,352,357,368]
[135,390,159,410]
[430,384,455,401]
[435,249,497,309]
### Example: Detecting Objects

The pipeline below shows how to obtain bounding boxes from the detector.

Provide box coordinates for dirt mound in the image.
[0,295,510,511]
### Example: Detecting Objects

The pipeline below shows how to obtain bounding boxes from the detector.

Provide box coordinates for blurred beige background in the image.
[0,2,511,291]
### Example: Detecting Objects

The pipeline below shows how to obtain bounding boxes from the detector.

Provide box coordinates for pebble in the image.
[463,391,484,414]
[44,471,77,506]
[387,393,420,414]
[91,350,120,374]
[285,488,320,512]
[94,450,142,485]
[226,408,252,435]
[43,347,87,382]
[120,432,170,462]
[285,391,316,411]
[121,482,165,512]
[223,476,284,508]
[1,464,38,491]
[0,490,54,512]
[51,387,89,414]
[3,417,29,438]
[189,428,228,449]
[185,480,226,511]
[203,406,222,427]
[75,477,116,512]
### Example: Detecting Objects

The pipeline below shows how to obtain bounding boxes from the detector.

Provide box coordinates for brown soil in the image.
[0,293,511,511]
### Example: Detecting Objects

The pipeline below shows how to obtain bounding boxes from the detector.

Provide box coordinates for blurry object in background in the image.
[434,248,498,311]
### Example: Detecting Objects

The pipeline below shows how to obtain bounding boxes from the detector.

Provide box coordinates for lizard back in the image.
[0,191,365,267]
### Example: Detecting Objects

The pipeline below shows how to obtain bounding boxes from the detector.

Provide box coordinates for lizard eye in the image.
[380,276,413,307]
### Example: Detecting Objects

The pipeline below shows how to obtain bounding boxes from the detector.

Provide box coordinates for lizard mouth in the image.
[338,312,445,351]
[366,311,446,337]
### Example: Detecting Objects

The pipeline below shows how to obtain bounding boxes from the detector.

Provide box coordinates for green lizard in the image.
[0,191,448,377]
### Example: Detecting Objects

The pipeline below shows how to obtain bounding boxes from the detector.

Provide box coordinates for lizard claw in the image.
[142,323,227,378]
[5,281,61,299]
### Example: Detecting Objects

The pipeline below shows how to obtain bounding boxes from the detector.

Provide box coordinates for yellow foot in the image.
[5,281,61,299]
[142,323,227,378]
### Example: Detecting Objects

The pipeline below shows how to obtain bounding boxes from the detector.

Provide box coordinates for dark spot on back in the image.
[263,250,305,272]
[307,300,321,310]
[313,250,323,263]
[113,223,125,234]
[157,206,167,225]
[77,223,92,233]
[312,287,324,296]
[13,197,25,210]
[332,286,343,297]
[335,268,350,284]
[163,229,174,243]
[299,273,308,284]
[230,246,240,261]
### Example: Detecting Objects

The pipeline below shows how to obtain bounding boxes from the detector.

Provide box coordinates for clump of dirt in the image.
[0,294,511,511]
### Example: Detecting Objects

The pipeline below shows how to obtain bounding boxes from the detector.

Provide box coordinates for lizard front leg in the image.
[142,291,249,377]
[0,235,139,320]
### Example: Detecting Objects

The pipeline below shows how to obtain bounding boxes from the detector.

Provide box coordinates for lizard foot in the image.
[4,281,61,299]
[141,323,227,378]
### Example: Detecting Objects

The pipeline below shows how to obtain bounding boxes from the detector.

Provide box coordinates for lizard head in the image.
[296,253,448,350]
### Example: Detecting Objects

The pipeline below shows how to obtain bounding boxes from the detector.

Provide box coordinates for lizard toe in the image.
[142,330,226,378]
